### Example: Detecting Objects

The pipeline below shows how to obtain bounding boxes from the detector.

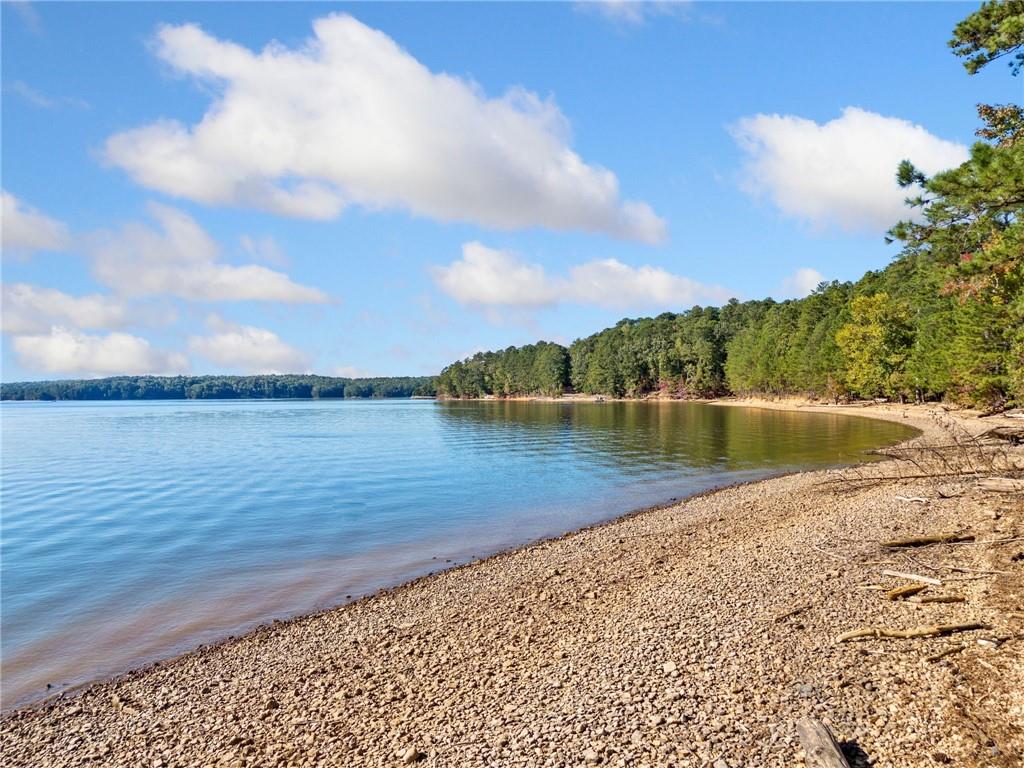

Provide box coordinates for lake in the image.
[0,399,915,709]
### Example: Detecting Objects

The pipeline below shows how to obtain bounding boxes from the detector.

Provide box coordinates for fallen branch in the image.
[886,583,928,601]
[950,566,1008,575]
[796,717,851,768]
[978,477,1024,494]
[811,545,851,562]
[882,569,943,586]
[881,533,975,548]
[926,644,965,662]
[981,426,1024,444]
[819,470,984,487]
[908,595,965,604]
[836,622,988,643]
[774,604,810,623]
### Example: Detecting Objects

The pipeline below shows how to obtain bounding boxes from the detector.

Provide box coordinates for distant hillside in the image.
[0,375,436,401]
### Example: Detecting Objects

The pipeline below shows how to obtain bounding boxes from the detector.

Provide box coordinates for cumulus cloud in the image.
[433,242,730,311]
[779,268,825,299]
[731,107,968,232]
[567,258,729,308]
[90,203,328,303]
[104,15,665,242]
[2,191,70,255]
[432,242,559,307]
[12,326,188,377]
[1,283,132,334]
[188,316,311,374]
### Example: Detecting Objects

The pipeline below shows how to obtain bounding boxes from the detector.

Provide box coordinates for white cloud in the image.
[328,364,376,378]
[730,107,969,232]
[6,81,55,108]
[12,326,188,377]
[567,258,729,308]
[1,191,70,254]
[1,283,131,334]
[4,81,90,110]
[9,1,42,34]
[189,316,311,374]
[433,241,730,311]
[90,203,328,303]
[104,15,665,243]
[432,242,559,307]
[578,1,691,26]
[239,234,289,267]
[779,267,825,299]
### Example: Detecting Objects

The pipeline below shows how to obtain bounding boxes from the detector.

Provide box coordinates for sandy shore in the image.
[2,401,1022,767]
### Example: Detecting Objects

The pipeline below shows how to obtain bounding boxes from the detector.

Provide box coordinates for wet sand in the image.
[1,401,1021,767]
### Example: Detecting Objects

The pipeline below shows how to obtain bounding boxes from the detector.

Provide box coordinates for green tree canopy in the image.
[949,0,1024,75]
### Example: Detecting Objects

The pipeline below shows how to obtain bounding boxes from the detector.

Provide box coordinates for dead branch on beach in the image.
[796,717,851,768]
[835,622,988,643]
[909,595,965,604]
[977,477,1024,493]
[822,410,1019,490]
[881,569,943,586]
[886,583,928,600]
[925,644,966,662]
[881,533,976,548]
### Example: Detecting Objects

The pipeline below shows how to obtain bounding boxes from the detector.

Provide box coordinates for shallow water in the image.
[0,399,915,708]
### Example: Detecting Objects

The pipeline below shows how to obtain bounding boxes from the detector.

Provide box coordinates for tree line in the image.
[433,342,570,398]
[0,375,436,401]
[437,2,1022,409]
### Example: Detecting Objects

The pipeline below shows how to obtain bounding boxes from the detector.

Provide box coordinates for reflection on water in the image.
[0,399,914,709]
[436,400,908,471]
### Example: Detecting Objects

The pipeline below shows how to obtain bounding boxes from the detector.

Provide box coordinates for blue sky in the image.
[1,1,1016,380]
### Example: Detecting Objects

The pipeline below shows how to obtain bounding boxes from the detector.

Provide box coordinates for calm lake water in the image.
[0,399,915,708]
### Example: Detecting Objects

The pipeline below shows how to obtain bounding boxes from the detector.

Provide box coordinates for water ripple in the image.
[0,399,914,709]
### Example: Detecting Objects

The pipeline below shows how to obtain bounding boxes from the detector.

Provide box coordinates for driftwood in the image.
[881,533,975,548]
[881,569,943,586]
[774,604,810,623]
[977,477,1024,494]
[983,425,1024,444]
[886,583,927,600]
[909,595,965,604]
[926,644,966,662]
[835,622,987,643]
[796,717,851,768]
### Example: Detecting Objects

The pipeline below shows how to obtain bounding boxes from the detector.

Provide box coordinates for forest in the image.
[436,2,1023,410]
[0,375,436,401]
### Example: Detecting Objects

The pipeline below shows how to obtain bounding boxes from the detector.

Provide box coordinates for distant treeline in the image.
[0,375,437,401]
[436,3,1023,410]
[436,247,1019,409]
[434,342,570,398]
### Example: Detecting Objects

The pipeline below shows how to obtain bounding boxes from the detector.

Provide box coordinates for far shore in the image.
[2,399,1021,767]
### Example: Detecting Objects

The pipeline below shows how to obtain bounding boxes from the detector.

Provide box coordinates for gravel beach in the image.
[2,402,1022,768]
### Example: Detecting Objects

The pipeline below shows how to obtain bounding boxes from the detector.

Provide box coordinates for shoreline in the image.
[0,397,915,715]
[2,400,1021,767]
